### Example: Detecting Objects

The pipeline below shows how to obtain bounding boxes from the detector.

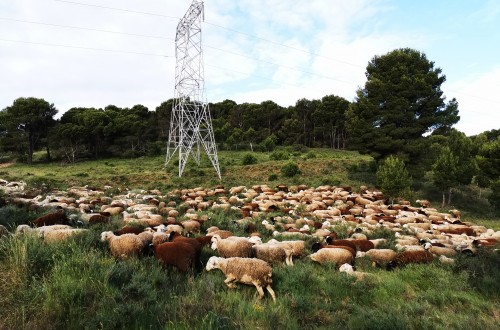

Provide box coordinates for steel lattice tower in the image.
[165,0,221,178]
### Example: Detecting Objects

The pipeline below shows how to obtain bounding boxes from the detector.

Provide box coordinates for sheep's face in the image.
[100,231,112,242]
[210,240,218,251]
[205,256,219,271]
[339,263,353,273]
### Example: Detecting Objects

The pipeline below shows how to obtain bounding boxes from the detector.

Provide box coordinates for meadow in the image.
[0,148,499,329]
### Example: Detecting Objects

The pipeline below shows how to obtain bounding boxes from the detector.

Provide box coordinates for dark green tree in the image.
[1,97,57,164]
[376,155,412,204]
[432,146,459,207]
[346,48,460,161]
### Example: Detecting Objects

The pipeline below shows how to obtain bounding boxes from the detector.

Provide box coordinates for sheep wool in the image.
[100,231,147,260]
[206,256,276,301]
[310,248,354,266]
[252,244,290,265]
[211,235,254,258]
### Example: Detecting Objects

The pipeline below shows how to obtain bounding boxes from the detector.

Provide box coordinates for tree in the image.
[376,156,412,204]
[1,97,57,164]
[432,146,459,207]
[346,48,460,162]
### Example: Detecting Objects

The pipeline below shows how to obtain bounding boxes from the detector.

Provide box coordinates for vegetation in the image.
[376,155,412,204]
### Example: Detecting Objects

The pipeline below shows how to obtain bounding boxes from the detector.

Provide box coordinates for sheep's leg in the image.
[266,285,276,302]
[254,283,265,300]
[224,275,237,289]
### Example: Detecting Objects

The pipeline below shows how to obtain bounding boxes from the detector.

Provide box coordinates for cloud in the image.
[446,67,500,136]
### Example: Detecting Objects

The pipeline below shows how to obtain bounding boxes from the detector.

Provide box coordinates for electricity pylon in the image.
[165,0,221,179]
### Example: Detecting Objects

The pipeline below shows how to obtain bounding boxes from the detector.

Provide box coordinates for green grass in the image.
[0,149,499,329]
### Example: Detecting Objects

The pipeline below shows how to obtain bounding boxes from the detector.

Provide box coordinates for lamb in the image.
[152,241,197,273]
[210,234,255,258]
[339,263,371,281]
[168,231,203,263]
[356,249,397,267]
[205,256,276,301]
[88,214,110,225]
[310,247,354,266]
[32,210,71,227]
[100,231,148,260]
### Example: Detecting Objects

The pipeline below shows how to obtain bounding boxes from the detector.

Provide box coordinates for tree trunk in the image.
[441,192,446,208]
[447,187,453,205]
[28,132,34,164]
[46,144,52,162]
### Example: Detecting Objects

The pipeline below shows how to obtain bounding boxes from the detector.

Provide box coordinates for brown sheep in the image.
[334,239,374,252]
[152,241,197,272]
[32,211,71,227]
[88,214,110,225]
[386,248,434,270]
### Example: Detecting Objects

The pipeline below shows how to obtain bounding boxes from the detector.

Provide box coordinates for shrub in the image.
[488,180,500,209]
[241,153,258,165]
[281,162,300,178]
[269,151,289,161]
[268,173,278,181]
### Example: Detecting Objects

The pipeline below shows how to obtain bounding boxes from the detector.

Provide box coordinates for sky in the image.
[1,0,499,136]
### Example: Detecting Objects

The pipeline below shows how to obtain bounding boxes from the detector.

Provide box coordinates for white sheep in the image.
[339,263,371,280]
[43,228,88,243]
[210,234,256,258]
[357,249,397,267]
[252,243,291,265]
[100,231,148,259]
[310,247,353,266]
[206,256,276,301]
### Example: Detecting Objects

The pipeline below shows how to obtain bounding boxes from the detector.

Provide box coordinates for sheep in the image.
[438,255,455,265]
[114,225,145,236]
[339,263,372,281]
[327,238,374,252]
[252,243,291,265]
[357,249,397,267]
[88,214,110,225]
[32,210,71,227]
[386,247,434,270]
[152,241,197,273]
[311,242,356,258]
[310,247,354,266]
[168,232,203,263]
[210,234,255,258]
[423,242,457,257]
[43,228,88,243]
[100,231,148,260]
[267,239,305,260]
[181,219,201,235]
[206,226,233,238]
[205,256,276,301]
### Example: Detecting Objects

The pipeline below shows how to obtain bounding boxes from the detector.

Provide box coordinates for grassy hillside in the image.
[0,148,499,329]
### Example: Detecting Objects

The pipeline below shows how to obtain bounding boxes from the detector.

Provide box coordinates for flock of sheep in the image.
[1,178,500,302]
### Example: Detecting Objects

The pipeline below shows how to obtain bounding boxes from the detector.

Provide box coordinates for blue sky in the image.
[1,0,499,136]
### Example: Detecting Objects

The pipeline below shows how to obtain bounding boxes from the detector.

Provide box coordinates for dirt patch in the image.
[0,163,13,168]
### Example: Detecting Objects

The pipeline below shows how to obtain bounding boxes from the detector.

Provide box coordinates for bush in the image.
[488,180,500,209]
[268,173,278,181]
[281,162,300,177]
[241,153,258,165]
[269,150,289,161]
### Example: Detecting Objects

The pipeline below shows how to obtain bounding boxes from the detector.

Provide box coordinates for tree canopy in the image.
[346,48,460,162]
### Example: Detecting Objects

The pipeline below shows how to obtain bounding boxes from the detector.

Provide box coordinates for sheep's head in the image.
[205,256,220,271]
[210,235,220,250]
[339,263,354,274]
[100,231,113,242]
[248,236,262,245]
[311,242,322,253]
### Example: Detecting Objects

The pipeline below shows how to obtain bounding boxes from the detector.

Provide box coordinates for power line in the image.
[0,17,170,40]
[1,16,356,86]
[53,0,364,69]
[0,38,172,57]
